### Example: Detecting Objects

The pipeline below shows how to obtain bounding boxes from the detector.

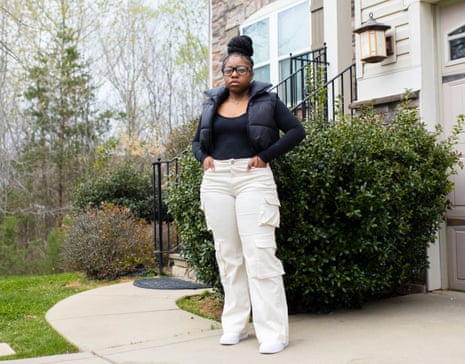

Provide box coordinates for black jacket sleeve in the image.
[192,118,208,163]
[257,99,306,163]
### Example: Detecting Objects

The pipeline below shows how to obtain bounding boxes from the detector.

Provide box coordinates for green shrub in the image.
[274,104,463,311]
[166,152,221,291]
[62,203,155,279]
[73,163,154,222]
[166,100,463,312]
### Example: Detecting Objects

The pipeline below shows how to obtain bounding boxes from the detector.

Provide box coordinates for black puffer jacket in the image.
[192,80,305,163]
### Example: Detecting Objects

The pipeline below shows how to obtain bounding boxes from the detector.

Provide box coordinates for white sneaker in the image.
[259,342,288,354]
[219,332,249,345]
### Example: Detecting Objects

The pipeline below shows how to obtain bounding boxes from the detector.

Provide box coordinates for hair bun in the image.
[227,35,254,57]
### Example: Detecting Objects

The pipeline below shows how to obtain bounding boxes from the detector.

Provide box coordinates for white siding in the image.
[356,0,423,101]
[355,0,444,290]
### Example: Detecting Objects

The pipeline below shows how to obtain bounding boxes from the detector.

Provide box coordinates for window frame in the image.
[241,0,310,85]
[447,24,465,66]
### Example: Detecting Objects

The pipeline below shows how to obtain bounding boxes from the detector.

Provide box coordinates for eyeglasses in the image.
[222,66,252,76]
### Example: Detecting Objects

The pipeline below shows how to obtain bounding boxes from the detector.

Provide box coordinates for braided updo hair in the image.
[222,35,254,70]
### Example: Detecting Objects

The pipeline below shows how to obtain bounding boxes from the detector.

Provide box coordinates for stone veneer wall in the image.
[210,0,277,87]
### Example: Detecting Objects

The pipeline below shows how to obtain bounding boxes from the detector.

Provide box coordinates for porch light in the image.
[354,12,391,63]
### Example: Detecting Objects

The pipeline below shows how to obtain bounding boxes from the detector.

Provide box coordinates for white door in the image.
[444,77,465,291]
[440,1,465,291]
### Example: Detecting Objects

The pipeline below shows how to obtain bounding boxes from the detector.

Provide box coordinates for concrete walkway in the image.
[3,282,465,364]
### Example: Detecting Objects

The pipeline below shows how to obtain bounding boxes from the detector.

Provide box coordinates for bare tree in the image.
[0,1,29,216]
[96,0,208,156]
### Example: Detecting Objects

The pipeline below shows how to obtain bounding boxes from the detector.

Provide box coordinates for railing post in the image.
[152,161,157,271]
[157,158,164,274]
[152,158,164,275]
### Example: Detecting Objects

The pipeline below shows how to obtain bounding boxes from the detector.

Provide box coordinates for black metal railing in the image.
[292,63,357,121]
[270,46,328,109]
[151,157,182,274]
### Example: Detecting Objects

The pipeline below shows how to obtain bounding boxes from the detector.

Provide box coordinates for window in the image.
[243,18,270,82]
[242,0,310,85]
[449,25,465,62]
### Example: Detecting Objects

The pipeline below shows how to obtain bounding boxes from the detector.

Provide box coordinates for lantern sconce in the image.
[354,12,393,63]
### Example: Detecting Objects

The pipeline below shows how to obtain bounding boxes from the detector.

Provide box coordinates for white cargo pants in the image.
[200,158,289,345]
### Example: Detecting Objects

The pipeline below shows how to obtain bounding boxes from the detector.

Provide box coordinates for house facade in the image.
[208,0,465,292]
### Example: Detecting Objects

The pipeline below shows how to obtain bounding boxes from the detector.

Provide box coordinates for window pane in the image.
[278,1,310,56]
[243,19,270,64]
[450,37,465,61]
[253,65,270,83]
[278,59,305,105]
[279,58,291,81]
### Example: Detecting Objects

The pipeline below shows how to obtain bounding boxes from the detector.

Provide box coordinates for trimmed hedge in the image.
[73,163,154,222]
[167,99,463,312]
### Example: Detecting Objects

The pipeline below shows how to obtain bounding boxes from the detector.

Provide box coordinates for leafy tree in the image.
[73,162,154,222]
[22,24,108,221]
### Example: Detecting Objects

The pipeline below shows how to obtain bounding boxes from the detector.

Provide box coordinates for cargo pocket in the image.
[259,195,281,228]
[252,239,285,279]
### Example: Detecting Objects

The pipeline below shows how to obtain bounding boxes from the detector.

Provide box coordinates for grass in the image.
[176,290,223,322]
[0,272,116,361]
[0,272,222,361]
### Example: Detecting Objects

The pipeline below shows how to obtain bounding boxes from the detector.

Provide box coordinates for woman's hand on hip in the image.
[203,156,215,171]
[247,156,266,170]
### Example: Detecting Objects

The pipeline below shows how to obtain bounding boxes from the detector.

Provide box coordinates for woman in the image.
[192,35,305,354]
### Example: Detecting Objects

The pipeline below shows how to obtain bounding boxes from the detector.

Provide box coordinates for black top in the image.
[210,113,256,160]
[192,81,306,164]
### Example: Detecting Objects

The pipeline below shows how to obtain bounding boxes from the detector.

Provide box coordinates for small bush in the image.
[73,163,154,222]
[166,99,463,312]
[62,203,155,279]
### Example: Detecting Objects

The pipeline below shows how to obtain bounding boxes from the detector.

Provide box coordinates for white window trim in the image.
[243,0,307,24]
[445,24,465,67]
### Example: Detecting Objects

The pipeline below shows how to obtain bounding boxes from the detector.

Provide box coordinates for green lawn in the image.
[0,272,111,360]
